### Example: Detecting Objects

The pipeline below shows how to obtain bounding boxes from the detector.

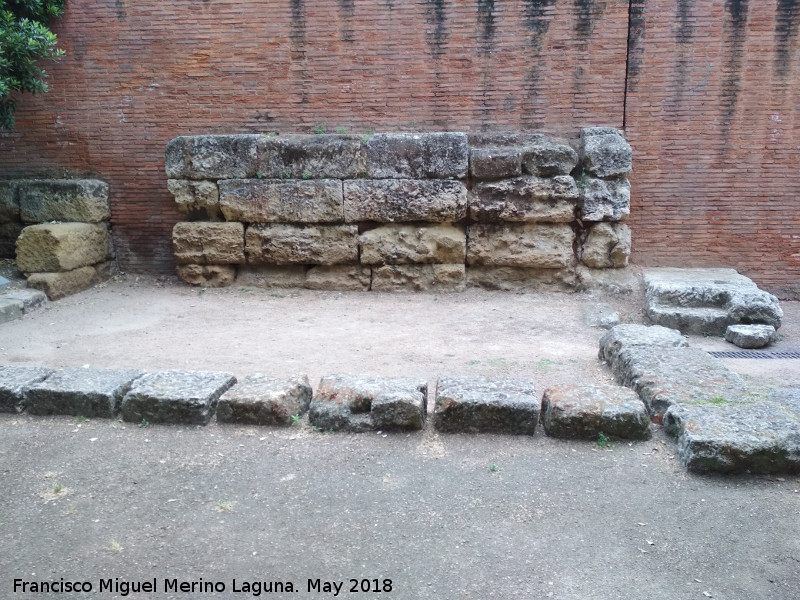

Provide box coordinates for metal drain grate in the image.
[708,350,800,359]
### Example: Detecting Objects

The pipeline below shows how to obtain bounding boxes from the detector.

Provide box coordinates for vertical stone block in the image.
[168,180,221,220]
[581,222,631,268]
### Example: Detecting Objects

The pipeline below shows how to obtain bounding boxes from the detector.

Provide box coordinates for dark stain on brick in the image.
[775,0,800,78]
[625,0,647,87]
[289,0,309,104]
[339,0,355,43]
[115,0,127,21]
[676,0,693,44]
[720,0,748,139]
[521,0,556,127]
[523,0,556,39]
[672,0,694,110]
[477,0,497,55]
[424,0,449,59]
[574,0,594,39]
[290,0,306,44]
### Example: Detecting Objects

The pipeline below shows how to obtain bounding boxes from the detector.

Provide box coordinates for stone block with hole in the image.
[725,324,777,349]
[433,376,539,434]
[168,180,221,220]
[309,375,427,432]
[541,385,651,440]
[0,365,54,413]
[120,370,236,425]
[217,374,312,425]
[25,367,144,417]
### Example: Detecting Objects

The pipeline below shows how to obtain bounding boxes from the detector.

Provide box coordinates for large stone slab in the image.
[433,376,538,434]
[258,134,367,179]
[371,264,465,292]
[579,127,632,178]
[0,181,19,223]
[173,222,245,265]
[309,375,427,432]
[219,179,344,223]
[343,179,467,223]
[581,222,631,268]
[176,264,237,287]
[25,367,144,417]
[0,365,53,413]
[725,324,776,349]
[359,225,466,265]
[520,139,579,177]
[469,147,522,180]
[664,399,800,474]
[467,223,574,269]
[16,223,110,273]
[245,224,358,265]
[167,180,221,220]
[466,266,580,292]
[366,132,468,179]
[304,265,370,291]
[120,370,236,425]
[165,135,259,179]
[579,176,630,221]
[469,176,578,223]
[26,264,105,299]
[217,374,312,425]
[598,324,689,366]
[541,385,650,440]
[18,179,110,224]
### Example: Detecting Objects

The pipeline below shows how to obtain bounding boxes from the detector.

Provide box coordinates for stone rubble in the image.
[724,324,777,349]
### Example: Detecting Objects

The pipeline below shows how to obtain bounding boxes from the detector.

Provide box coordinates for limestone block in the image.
[579,176,630,221]
[541,385,650,440]
[18,179,110,224]
[0,222,24,258]
[0,365,53,413]
[598,324,688,367]
[466,266,580,292]
[467,223,574,269]
[309,375,427,432]
[121,369,236,425]
[219,179,343,223]
[0,298,23,324]
[343,179,467,223]
[366,132,468,179]
[433,376,539,434]
[304,265,370,291]
[469,176,579,223]
[173,222,245,265]
[16,223,110,273]
[371,264,465,292]
[217,374,312,425]
[727,289,783,330]
[245,224,358,265]
[469,148,521,180]
[468,132,545,148]
[359,224,466,265]
[579,127,632,178]
[27,265,100,299]
[2,288,48,312]
[725,324,777,349]
[25,367,144,417]
[521,139,578,176]
[581,222,631,268]
[176,264,237,287]
[167,180,221,220]
[575,265,642,295]
[165,135,259,179]
[258,134,367,179]
[237,265,306,288]
[0,181,19,223]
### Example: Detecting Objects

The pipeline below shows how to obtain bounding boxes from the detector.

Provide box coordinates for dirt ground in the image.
[1,273,799,600]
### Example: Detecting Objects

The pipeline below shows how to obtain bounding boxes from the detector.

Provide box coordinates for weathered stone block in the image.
[18,180,110,224]
[359,225,465,265]
[245,224,358,265]
[173,222,245,265]
[27,265,101,299]
[598,324,688,366]
[434,376,539,434]
[0,365,53,413]
[0,222,24,258]
[304,265,370,291]
[541,385,650,440]
[165,135,259,179]
[121,370,236,425]
[466,266,580,292]
[467,223,574,269]
[16,223,110,273]
[217,374,312,425]
[0,298,24,324]
[581,222,631,268]
[371,264,465,292]
[167,180,221,220]
[176,264,236,287]
[236,265,305,288]
[469,148,521,180]
[309,375,427,432]
[366,132,468,179]
[579,176,630,221]
[258,134,367,179]
[575,265,642,295]
[343,179,467,223]
[468,132,545,147]
[521,139,578,176]
[579,127,632,178]
[1,288,47,312]
[0,181,19,223]
[469,176,578,223]
[218,179,343,223]
[725,324,777,349]
[727,289,783,330]
[583,305,620,329]
[25,367,144,417]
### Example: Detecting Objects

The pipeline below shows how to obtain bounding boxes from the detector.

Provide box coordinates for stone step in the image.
[646,283,733,310]
[645,305,731,336]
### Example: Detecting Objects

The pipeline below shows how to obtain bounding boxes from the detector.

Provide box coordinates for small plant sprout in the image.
[75,414,87,424]
[139,418,149,428]
[313,123,326,134]
[109,539,123,554]
[289,414,302,426]
[215,500,232,512]
[488,463,501,473]
[334,126,348,134]
[52,482,63,494]
[597,432,610,449]
[301,171,312,180]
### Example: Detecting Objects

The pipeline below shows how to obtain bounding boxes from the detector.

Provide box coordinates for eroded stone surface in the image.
[173,222,245,265]
[26,265,102,299]
[0,365,53,413]
[219,179,344,223]
[579,176,630,221]
[371,264,465,292]
[359,225,466,265]
[579,127,632,178]
[541,385,650,440]
[598,324,688,366]
[366,133,468,179]
[0,181,19,223]
[258,134,367,179]
[245,224,358,265]
[725,324,777,349]
[0,298,23,324]
[16,223,110,273]
[18,179,110,224]
[520,139,578,177]
[165,135,259,179]
[343,180,467,223]
[434,376,538,434]
[176,264,237,287]
[304,265,370,291]
[309,375,427,432]
[467,223,574,269]
[469,176,578,223]
[25,367,144,417]
[121,370,236,425]
[584,305,620,329]
[236,265,306,288]
[168,180,221,220]
[466,266,580,292]
[469,148,521,180]
[581,222,631,268]
[217,374,312,425]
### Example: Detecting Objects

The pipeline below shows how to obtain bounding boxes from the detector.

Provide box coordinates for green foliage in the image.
[596,432,610,448]
[0,0,65,129]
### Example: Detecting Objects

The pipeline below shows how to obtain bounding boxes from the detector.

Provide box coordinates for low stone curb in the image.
[0,288,47,324]
[217,374,312,426]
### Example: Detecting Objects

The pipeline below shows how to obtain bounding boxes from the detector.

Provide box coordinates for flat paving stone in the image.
[24,367,144,417]
[120,370,236,425]
[0,365,54,413]
[0,298,23,324]
[598,324,688,368]
[217,374,312,426]
[1,288,47,312]
[725,324,776,349]
[541,385,651,440]
[433,375,538,434]
[309,375,427,432]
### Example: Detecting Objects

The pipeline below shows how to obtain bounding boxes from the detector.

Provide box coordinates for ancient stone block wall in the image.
[167,130,632,290]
